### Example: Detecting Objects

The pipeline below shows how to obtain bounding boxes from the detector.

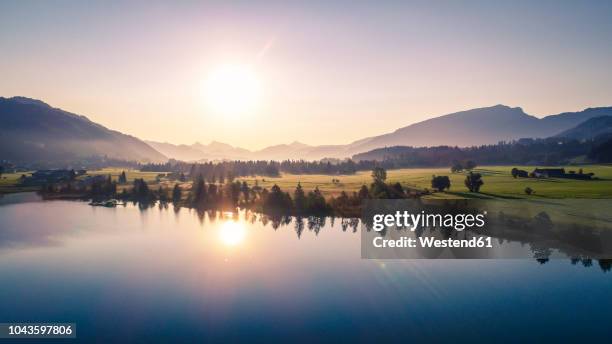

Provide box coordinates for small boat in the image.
[89,199,121,207]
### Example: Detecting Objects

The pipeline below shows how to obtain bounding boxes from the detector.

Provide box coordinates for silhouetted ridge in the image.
[554,116,612,140]
[0,97,166,163]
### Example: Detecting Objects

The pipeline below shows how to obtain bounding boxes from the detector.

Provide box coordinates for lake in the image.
[0,193,611,343]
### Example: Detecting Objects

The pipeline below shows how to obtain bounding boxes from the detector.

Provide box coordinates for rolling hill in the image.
[0,97,167,163]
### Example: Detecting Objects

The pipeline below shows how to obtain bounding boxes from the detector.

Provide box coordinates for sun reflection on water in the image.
[218,220,247,246]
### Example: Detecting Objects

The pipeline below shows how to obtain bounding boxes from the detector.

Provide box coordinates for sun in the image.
[203,64,261,116]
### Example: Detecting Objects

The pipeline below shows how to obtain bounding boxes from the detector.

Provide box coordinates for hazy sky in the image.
[1,1,612,149]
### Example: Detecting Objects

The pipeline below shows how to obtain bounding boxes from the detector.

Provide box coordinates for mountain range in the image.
[1,96,611,164]
[145,140,252,162]
[149,105,612,161]
[347,105,612,151]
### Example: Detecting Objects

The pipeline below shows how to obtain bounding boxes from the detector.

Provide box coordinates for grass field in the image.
[2,165,612,199]
[86,168,179,192]
[235,165,612,199]
[86,168,162,183]
[0,172,38,193]
[0,169,166,194]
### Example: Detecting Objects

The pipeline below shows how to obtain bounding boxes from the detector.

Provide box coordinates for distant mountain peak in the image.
[466,104,525,115]
[191,140,234,149]
[208,140,233,149]
[581,106,612,112]
[492,104,511,109]
[288,141,310,148]
[491,103,522,109]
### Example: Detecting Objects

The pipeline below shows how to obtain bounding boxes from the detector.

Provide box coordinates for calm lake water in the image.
[0,193,611,343]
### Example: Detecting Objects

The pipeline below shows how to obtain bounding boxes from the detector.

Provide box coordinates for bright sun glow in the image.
[218,221,247,246]
[203,64,261,116]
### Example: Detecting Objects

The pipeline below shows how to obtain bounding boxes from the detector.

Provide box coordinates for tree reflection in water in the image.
[188,207,612,273]
[1,196,610,273]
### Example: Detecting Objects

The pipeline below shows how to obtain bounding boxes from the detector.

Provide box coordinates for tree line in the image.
[352,137,609,167]
[139,159,363,178]
[161,167,422,217]
[42,167,428,217]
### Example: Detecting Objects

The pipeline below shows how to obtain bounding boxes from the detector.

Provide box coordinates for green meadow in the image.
[86,168,178,192]
[0,169,164,194]
[236,165,612,199]
[0,172,38,193]
[87,168,162,183]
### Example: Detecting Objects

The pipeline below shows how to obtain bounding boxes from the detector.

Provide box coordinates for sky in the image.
[1,0,612,149]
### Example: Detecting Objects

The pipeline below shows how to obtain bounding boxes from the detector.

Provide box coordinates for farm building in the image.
[530,168,593,180]
[531,168,566,178]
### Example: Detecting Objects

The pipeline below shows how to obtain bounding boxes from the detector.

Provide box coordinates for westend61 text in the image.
[373,236,493,248]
